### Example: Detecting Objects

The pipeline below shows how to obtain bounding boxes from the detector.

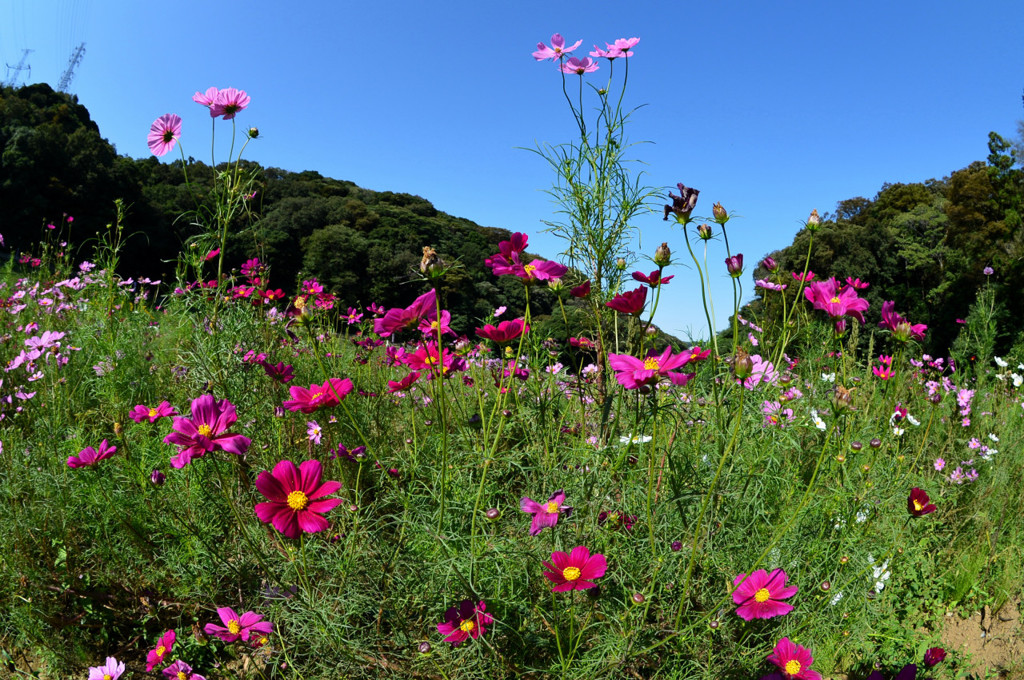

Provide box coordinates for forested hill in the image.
[748,131,1024,355]
[0,83,555,330]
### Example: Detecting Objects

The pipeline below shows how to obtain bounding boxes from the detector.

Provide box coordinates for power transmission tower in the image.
[57,42,86,92]
[4,48,34,87]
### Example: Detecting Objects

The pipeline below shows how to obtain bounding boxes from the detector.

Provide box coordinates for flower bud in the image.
[761,256,778,272]
[631,592,646,605]
[150,469,166,486]
[485,507,501,520]
[733,347,753,379]
[806,208,821,232]
[248,127,259,139]
[725,254,743,278]
[850,441,863,452]
[820,581,831,591]
[870,438,882,449]
[418,641,432,655]
[671,540,683,552]
[616,258,627,270]
[712,201,728,224]
[696,223,713,240]
[654,242,672,268]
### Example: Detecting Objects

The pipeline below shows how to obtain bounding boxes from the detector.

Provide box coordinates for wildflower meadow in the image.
[3,33,1024,680]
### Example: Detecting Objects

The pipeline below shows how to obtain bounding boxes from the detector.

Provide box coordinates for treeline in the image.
[0,83,556,330]
[749,132,1024,355]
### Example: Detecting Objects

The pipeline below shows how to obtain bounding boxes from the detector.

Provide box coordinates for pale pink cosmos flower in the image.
[532,33,582,61]
[520,490,566,536]
[561,57,599,75]
[193,86,220,115]
[129,401,178,424]
[147,114,182,157]
[88,657,125,680]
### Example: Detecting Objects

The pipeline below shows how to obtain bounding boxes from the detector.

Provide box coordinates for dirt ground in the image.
[941,598,1024,678]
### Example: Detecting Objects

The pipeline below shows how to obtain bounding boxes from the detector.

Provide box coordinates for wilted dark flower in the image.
[664,183,700,222]
[923,647,946,667]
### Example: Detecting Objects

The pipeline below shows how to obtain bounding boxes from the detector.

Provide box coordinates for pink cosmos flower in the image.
[147,114,182,157]
[129,401,178,424]
[387,371,421,393]
[146,629,176,672]
[282,378,354,414]
[607,345,704,389]
[767,637,821,680]
[193,86,220,114]
[401,342,467,378]
[520,490,566,536]
[476,319,529,344]
[632,270,674,288]
[254,459,342,539]
[418,309,455,337]
[845,276,870,290]
[732,569,798,620]
[542,546,607,592]
[259,360,295,383]
[561,56,598,75]
[803,278,869,324]
[606,286,648,315]
[605,37,639,58]
[162,660,205,680]
[436,600,493,646]
[374,289,437,337]
[878,301,927,342]
[88,656,125,680]
[211,87,251,120]
[162,395,252,468]
[792,271,816,282]
[67,439,117,468]
[532,33,582,61]
[203,607,273,643]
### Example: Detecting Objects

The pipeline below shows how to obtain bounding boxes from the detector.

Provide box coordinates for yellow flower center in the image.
[459,620,475,633]
[754,588,771,603]
[197,424,213,437]
[785,660,801,676]
[310,391,323,402]
[563,566,581,581]
[287,490,309,511]
[829,296,841,304]
[545,501,559,514]
[155,645,166,656]
[104,675,112,680]
[913,499,924,511]
[227,619,242,635]
[258,636,268,646]
[524,264,537,274]
[148,408,158,417]
[425,355,438,365]
[643,357,660,370]
[178,672,188,680]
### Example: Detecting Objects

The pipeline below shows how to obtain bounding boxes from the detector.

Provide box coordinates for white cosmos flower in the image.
[619,434,652,445]
[821,372,836,383]
[810,409,827,431]
[995,356,1008,368]
[989,433,999,442]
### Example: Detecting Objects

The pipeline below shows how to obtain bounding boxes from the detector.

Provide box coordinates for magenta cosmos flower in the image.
[632,270,673,288]
[204,607,273,643]
[606,286,648,315]
[254,459,342,539]
[879,301,927,342]
[130,401,178,424]
[163,395,252,468]
[193,86,220,114]
[146,629,175,671]
[543,546,607,592]
[148,114,182,157]
[211,87,251,119]
[476,319,529,344]
[436,599,493,646]
[282,377,353,414]
[532,33,582,61]
[374,289,437,337]
[607,345,705,389]
[520,490,566,536]
[162,660,206,680]
[89,657,124,680]
[804,278,869,324]
[68,440,117,468]
[732,569,798,620]
[766,637,822,680]
[908,487,936,517]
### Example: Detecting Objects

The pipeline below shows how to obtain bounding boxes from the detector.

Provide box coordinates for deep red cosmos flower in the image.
[436,599,493,646]
[908,487,936,517]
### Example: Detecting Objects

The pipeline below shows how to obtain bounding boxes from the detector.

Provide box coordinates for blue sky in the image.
[3,0,1023,340]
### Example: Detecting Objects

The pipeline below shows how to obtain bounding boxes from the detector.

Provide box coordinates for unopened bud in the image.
[485,507,501,520]
[631,592,645,605]
[696,223,713,240]
[248,127,259,139]
[418,641,432,655]
[654,242,672,268]
[616,258,627,270]
[733,347,753,379]
[725,254,743,278]
[150,469,166,486]
[420,246,444,277]
[712,202,728,223]
[806,208,821,231]
[761,256,778,272]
